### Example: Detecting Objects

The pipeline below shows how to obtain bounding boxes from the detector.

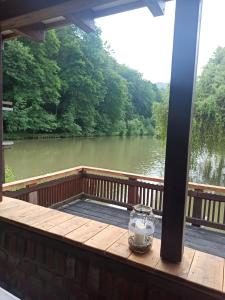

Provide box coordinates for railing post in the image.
[79,168,86,198]
[192,189,203,227]
[26,183,38,205]
[128,178,138,206]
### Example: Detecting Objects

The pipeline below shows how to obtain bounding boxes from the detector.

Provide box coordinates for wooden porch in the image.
[59,198,225,259]
[1,0,225,299]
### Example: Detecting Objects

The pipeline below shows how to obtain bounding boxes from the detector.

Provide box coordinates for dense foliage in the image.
[153,47,225,139]
[3,26,161,137]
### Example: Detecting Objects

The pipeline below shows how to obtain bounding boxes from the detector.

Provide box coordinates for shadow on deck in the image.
[58,198,225,258]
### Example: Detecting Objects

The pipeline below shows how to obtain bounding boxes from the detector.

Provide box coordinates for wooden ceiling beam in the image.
[145,0,165,16]
[15,24,45,42]
[94,1,144,18]
[0,0,117,31]
[70,10,96,33]
[0,0,66,21]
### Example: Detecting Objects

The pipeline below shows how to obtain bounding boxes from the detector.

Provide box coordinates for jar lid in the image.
[133,204,152,215]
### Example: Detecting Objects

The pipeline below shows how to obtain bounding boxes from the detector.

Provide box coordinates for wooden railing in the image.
[3,166,225,231]
[4,174,83,208]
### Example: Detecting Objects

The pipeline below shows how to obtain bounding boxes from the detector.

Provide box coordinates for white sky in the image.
[96,0,225,83]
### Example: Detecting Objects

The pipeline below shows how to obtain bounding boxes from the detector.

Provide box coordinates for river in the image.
[4,136,225,186]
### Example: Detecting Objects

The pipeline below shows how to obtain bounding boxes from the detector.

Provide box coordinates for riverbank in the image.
[4,132,152,141]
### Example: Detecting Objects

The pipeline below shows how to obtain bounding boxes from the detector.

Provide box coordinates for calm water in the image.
[4,136,225,186]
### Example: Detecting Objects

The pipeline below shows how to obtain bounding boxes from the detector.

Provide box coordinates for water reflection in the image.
[4,135,225,186]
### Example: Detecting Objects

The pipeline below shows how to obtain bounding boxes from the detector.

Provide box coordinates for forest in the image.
[3,25,225,138]
[153,47,225,139]
[3,26,161,137]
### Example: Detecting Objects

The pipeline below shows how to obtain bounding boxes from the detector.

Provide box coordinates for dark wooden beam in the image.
[94,1,144,19]
[0,35,3,200]
[0,0,117,31]
[70,10,96,33]
[145,0,165,16]
[0,0,68,21]
[160,0,202,262]
[15,24,45,42]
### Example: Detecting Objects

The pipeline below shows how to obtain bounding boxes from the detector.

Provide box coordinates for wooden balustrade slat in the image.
[96,179,99,197]
[120,184,123,203]
[141,187,143,205]
[212,201,216,223]
[150,189,153,207]
[101,179,104,198]
[105,180,108,199]
[100,179,103,198]
[207,200,211,221]
[144,187,147,205]
[186,197,190,217]
[113,182,117,201]
[110,181,113,200]
[159,190,163,211]
[217,202,221,223]
[223,203,225,224]
[107,180,110,200]
[147,188,149,206]
[117,183,120,202]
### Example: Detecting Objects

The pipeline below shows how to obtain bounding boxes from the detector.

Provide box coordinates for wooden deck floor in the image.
[59,199,225,259]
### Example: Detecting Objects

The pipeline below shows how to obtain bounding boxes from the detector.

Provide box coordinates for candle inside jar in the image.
[133,220,146,246]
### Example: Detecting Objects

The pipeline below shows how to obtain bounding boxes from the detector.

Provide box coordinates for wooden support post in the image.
[160,0,202,262]
[0,35,3,202]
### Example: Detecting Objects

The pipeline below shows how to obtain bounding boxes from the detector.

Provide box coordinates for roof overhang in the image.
[0,0,172,41]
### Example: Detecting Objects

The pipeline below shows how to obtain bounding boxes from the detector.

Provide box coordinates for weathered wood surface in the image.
[188,251,224,291]
[0,196,224,296]
[60,199,225,259]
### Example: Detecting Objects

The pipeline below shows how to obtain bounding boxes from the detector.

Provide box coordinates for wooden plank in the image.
[70,10,96,33]
[106,232,131,259]
[129,238,161,269]
[145,0,165,16]
[156,247,195,279]
[32,211,74,230]
[11,205,45,221]
[187,251,224,292]
[0,197,25,210]
[0,200,33,218]
[15,205,48,223]
[94,1,143,18]
[85,225,126,251]
[48,216,89,236]
[0,0,117,31]
[65,220,108,244]
[15,24,45,42]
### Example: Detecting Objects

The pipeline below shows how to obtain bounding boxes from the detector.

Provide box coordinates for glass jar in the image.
[128,204,156,253]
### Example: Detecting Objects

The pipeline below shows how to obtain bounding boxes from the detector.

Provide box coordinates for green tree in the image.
[3,25,162,137]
